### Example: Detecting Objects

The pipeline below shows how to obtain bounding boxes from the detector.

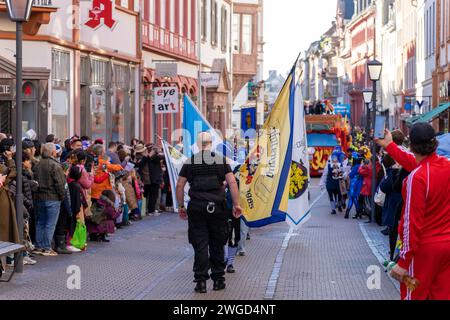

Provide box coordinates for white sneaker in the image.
[154,211,161,217]
[67,245,82,253]
[23,256,37,265]
[41,249,58,257]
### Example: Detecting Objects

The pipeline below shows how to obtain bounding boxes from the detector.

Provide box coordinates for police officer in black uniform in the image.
[177,132,242,294]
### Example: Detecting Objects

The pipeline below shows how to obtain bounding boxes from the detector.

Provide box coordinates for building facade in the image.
[0,0,141,143]
[141,0,200,144]
[432,0,450,132]
[346,1,376,127]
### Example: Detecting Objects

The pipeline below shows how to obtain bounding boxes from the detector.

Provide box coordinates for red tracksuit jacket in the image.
[385,143,450,270]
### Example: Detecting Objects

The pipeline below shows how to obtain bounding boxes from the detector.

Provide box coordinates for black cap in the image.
[22,138,35,150]
[409,123,436,145]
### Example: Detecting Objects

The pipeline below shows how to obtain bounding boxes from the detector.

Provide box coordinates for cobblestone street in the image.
[0,180,399,300]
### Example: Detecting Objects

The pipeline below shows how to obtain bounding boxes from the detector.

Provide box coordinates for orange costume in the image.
[91,158,123,200]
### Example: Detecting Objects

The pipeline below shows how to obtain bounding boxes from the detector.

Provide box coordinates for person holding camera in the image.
[376,123,450,300]
[91,144,123,203]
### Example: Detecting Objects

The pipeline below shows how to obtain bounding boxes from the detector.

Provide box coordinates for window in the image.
[221,6,227,52]
[232,13,240,53]
[201,0,206,40]
[150,0,155,24]
[211,1,218,46]
[242,14,252,54]
[90,59,108,142]
[51,49,70,140]
[161,0,166,29]
[112,64,129,142]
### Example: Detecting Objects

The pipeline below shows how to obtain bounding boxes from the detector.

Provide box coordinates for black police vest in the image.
[190,164,223,192]
[188,153,226,202]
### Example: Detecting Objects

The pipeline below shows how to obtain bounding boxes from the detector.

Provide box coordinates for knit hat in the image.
[409,123,436,146]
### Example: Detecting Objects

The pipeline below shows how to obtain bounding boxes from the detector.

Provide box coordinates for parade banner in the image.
[286,62,310,229]
[161,139,189,212]
[238,70,296,228]
[182,94,234,160]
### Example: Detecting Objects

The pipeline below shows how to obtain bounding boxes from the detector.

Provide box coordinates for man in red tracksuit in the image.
[376,123,450,300]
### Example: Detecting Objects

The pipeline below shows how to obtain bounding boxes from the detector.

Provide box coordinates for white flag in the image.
[161,140,190,212]
[286,61,311,229]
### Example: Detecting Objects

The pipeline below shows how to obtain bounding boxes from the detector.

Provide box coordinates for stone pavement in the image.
[0,180,399,300]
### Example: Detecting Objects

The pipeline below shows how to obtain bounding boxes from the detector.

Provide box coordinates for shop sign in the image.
[85,0,118,30]
[200,72,220,88]
[153,86,179,114]
[155,63,178,79]
[0,84,11,95]
[0,78,13,99]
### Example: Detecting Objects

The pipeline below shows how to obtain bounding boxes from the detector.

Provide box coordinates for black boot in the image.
[331,210,337,215]
[226,265,235,274]
[55,235,72,255]
[352,212,360,219]
[89,233,99,242]
[99,234,110,243]
[344,209,350,219]
[194,281,207,294]
[213,280,226,291]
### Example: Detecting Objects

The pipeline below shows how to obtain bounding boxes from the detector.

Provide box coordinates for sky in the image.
[263,0,337,79]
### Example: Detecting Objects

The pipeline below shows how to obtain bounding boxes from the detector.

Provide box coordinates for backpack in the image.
[89,201,107,225]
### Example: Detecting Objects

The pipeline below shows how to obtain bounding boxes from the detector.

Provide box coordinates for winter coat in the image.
[123,179,138,210]
[33,156,67,202]
[86,195,120,234]
[140,154,164,185]
[0,159,19,243]
[91,158,123,200]
[358,163,381,196]
[380,167,403,228]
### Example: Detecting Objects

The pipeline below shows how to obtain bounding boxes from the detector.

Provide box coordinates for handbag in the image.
[89,201,107,225]
[374,163,387,206]
[70,220,87,250]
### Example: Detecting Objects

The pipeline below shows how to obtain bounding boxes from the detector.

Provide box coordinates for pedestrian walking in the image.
[320,153,344,215]
[376,124,450,300]
[176,132,242,294]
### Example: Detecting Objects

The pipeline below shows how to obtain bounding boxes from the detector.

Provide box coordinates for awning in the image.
[406,102,450,127]
[307,133,338,147]
[437,133,450,159]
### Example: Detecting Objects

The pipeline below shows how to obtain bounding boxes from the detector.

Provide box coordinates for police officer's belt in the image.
[189,200,226,214]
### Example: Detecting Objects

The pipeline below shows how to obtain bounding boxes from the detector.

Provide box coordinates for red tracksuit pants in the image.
[401,241,450,300]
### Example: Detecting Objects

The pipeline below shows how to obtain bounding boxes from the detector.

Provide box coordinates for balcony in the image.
[0,0,57,35]
[142,21,198,62]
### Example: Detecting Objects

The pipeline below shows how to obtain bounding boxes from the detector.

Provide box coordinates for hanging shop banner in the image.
[153,86,179,114]
[200,72,220,88]
[155,63,178,78]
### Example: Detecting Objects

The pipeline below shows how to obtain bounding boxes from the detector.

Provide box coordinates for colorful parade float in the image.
[306,112,351,177]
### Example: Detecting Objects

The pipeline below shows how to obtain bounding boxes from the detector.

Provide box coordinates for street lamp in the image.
[5,0,34,273]
[367,59,383,224]
[363,89,373,136]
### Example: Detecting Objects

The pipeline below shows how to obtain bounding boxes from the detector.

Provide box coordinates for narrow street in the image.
[0,180,398,300]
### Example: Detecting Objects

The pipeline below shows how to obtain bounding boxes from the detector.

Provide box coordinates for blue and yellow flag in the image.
[239,67,297,228]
